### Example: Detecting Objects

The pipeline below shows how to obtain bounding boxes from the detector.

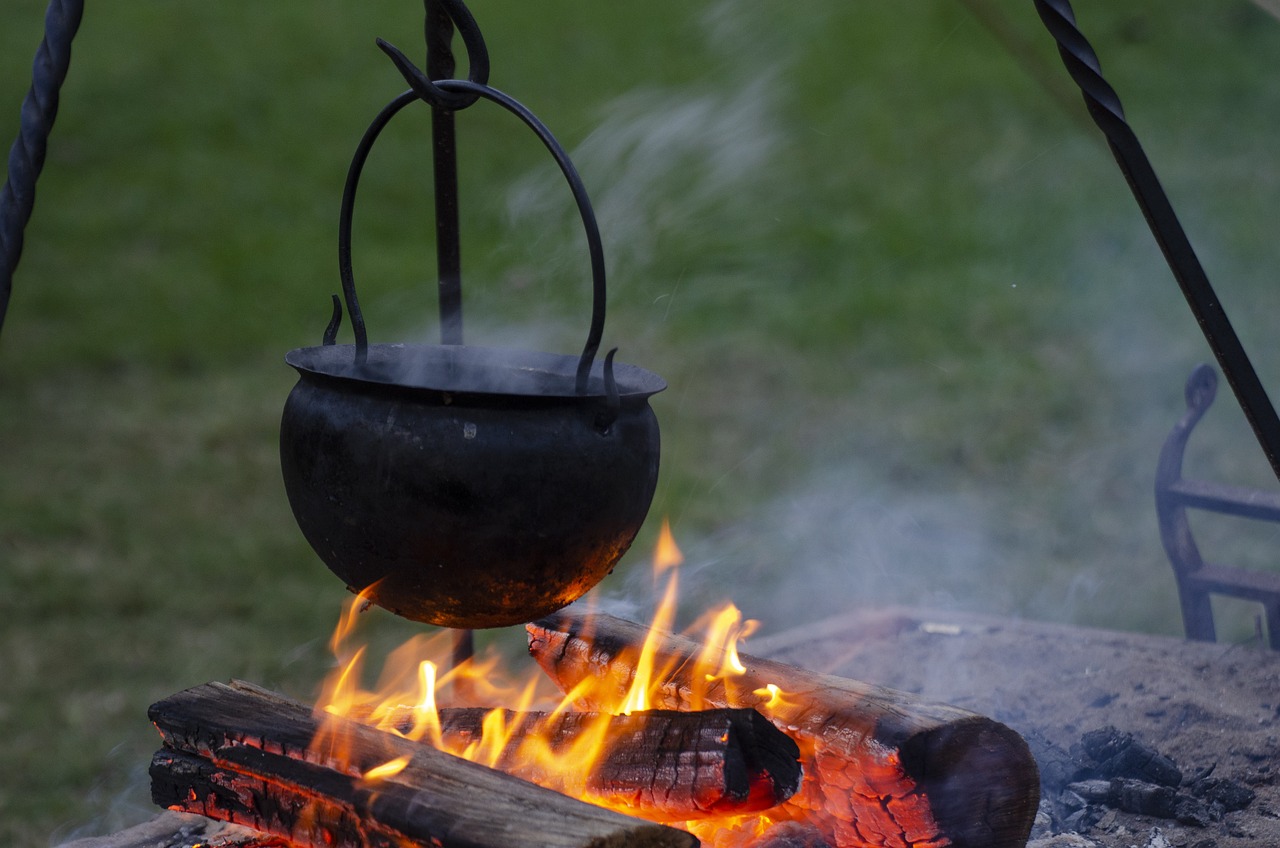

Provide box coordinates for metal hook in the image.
[595,348,621,433]
[378,39,468,111]
[380,1,489,112]
[427,0,490,92]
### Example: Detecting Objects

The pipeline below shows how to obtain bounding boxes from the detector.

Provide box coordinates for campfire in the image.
[129,4,1040,844]
[144,526,1040,848]
[59,3,1280,848]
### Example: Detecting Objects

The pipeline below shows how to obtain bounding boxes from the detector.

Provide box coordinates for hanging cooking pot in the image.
[279,51,664,629]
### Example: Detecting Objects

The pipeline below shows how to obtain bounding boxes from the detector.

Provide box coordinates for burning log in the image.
[528,613,1041,848]
[148,680,695,848]
[423,706,802,821]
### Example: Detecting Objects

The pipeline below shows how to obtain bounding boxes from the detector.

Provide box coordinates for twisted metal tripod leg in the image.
[0,0,85,338]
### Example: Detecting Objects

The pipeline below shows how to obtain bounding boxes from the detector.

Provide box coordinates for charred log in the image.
[528,612,1041,848]
[423,706,801,820]
[1079,725,1182,786]
[148,680,695,848]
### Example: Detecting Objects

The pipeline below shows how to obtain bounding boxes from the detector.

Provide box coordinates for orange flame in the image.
[309,521,793,846]
[620,519,683,715]
[652,516,684,574]
[361,755,411,783]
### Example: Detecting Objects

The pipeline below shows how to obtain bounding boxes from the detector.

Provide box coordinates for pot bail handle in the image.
[337,42,607,395]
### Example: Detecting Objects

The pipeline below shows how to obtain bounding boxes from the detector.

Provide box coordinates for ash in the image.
[751,606,1280,848]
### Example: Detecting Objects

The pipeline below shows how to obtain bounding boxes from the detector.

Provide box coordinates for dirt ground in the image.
[750,606,1280,848]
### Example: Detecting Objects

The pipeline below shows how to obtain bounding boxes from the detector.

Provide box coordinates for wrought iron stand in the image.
[1156,365,1280,648]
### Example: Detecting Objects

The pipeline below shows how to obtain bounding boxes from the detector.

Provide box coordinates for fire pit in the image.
[64,604,1280,848]
[138,599,1041,848]
[751,607,1280,848]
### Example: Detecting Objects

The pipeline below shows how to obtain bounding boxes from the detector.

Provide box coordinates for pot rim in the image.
[286,342,666,401]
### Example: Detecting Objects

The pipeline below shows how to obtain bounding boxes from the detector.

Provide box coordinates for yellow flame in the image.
[753,683,786,710]
[330,587,372,654]
[310,520,793,847]
[362,755,411,783]
[652,517,683,574]
[619,549,680,714]
[402,661,443,748]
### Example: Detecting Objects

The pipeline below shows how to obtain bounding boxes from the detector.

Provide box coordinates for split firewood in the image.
[355,703,801,820]
[528,613,1041,848]
[419,705,802,820]
[148,680,695,848]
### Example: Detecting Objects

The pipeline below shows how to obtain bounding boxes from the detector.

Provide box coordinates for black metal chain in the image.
[1033,0,1280,483]
[0,0,85,339]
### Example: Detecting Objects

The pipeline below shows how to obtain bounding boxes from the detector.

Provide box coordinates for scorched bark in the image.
[148,680,695,848]
[527,612,1040,848]
[422,706,802,821]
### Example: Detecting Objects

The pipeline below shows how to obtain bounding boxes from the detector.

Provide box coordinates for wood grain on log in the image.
[527,613,1040,848]
[424,706,801,820]
[148,680,695,848]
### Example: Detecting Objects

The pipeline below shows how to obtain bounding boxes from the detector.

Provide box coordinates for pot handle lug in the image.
[322,294,342,346]
[594,348,621,433]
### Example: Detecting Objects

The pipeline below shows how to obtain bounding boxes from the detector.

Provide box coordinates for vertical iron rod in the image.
[427,1,469,664]
[425,0,464,345]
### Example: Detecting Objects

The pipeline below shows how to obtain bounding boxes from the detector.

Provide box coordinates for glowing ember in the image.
[308,520,795,846]
[361,754,411,782]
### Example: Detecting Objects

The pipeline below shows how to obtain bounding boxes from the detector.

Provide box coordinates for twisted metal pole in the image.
[1033,0,1280,483]
[0,0,85,339]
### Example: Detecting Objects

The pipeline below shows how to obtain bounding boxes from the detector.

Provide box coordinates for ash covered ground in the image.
[753,607,1280,848]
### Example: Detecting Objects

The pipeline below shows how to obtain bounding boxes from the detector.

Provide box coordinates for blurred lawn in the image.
[3,1,1280,844]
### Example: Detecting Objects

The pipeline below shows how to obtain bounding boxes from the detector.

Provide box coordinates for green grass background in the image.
[3,1,1279,844]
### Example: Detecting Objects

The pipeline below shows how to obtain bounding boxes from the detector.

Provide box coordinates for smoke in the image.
[510,76,780,271]
[503,0,784,293]
[46,747,153,847]
[502,0,1279,647]
[595,460,1002,632]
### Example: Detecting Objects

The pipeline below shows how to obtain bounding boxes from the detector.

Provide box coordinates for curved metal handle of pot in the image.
[337,42,607,396]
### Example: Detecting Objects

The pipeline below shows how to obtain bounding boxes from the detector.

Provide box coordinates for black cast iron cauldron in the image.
[279,61,665,628]
[281,344,664,629]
